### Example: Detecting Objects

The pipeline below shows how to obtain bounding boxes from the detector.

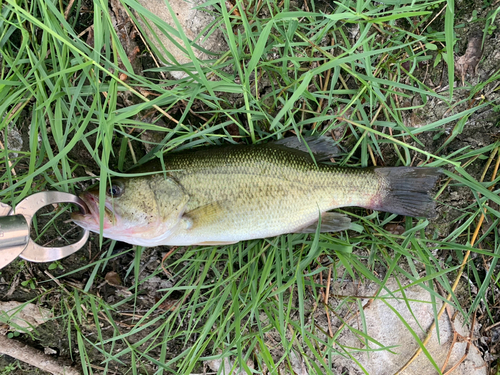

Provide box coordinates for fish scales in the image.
[157,146,378,244]
[72,139,440,247]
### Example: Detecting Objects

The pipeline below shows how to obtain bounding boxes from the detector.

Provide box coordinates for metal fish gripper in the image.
[0,192,89,269]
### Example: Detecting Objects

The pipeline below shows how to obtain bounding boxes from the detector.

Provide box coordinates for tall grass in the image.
[1,0,499,373]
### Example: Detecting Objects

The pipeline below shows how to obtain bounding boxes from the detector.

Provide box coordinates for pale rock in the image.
[134,0,227,79]
[0,301,52,332]
[330,278,486,375]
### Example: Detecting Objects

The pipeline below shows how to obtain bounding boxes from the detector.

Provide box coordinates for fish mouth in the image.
[71,191,115,229]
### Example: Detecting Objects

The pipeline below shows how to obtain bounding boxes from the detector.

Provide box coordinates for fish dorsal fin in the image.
[295,212,351,233]
[270,136,342,161]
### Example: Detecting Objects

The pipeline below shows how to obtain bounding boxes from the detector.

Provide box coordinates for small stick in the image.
[324,266,334,338]
[63,0,76,20]
[161,246,178,278]
[0,334,80,375]
[0,138,17,177]
[439,304,458,372]
[443,311,476,375]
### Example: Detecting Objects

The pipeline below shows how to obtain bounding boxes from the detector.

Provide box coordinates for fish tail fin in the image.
[370,167,441,218]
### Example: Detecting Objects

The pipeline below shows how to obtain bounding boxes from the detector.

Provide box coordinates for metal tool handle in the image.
[0,213,30,268]
[15,192,90,263]
[0,215,29,249]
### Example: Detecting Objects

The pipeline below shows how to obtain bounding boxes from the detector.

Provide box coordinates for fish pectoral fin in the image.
[295,212,351,233]
[183,202,225,229]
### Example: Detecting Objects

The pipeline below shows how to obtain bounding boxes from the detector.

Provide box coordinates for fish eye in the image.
[107,181,124,198]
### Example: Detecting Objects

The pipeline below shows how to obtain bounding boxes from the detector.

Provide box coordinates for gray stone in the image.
[330,278,486,375]
[0,301,52,332]
[135,0,227,79]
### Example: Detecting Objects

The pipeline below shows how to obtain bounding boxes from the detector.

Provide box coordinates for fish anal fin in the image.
[295,212,351,233]
[195,241,238,246]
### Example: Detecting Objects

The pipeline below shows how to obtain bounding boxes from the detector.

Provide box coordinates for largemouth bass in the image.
[71,137,440,247]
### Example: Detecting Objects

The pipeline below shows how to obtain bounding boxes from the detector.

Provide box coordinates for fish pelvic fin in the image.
[295,212,352,233]
[371,167,441,218]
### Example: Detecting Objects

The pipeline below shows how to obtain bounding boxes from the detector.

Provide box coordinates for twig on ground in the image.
[0,334,80,375]
[442,310,477,375]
